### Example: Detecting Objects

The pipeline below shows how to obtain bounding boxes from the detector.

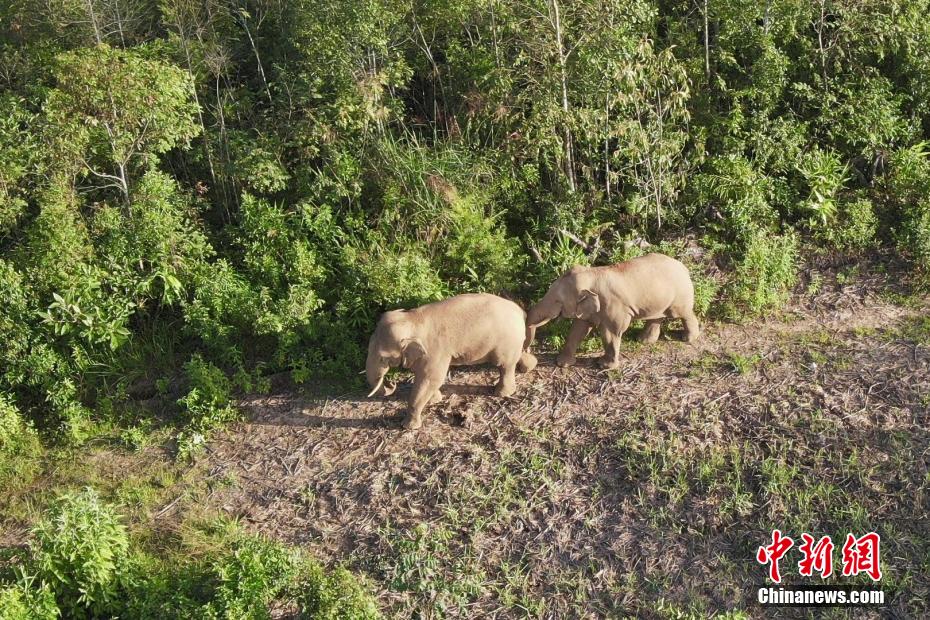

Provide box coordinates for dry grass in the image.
[192,264,930,619]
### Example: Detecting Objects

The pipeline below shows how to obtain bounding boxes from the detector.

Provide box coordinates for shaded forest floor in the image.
[4,259,929,618]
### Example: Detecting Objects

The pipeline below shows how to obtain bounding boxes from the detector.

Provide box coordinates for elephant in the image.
[525,253,700,369]
[366,293,538,430]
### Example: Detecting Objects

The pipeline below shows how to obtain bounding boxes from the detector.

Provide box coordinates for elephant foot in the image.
[556,353,576,367]
[494,381,517,397]
[597,356,620,369]
[429,390,443,405]
[683,330,700,343]
[638,331,660,344]
[402,412,423,430]
[517,352,537,373]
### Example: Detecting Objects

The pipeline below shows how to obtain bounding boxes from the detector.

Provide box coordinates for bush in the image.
[0,575,60,620]
[723,229,799,318]
[691,268,722,317]
[441,194,521,292]
[881,143,930,277]
[795,147,847,227]
[176,354,238,460]
[203,537,296,620]
[0,394,42,492]
[896,198,930,278]
[295,561,381,620]
[818,196,878,252]
[31,488,130,616]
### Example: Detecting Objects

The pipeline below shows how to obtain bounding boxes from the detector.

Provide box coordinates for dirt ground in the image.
[196,262,928,619]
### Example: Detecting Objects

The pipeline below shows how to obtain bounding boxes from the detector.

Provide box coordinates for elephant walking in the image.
[366,293,537,430]
[525,253,699,369]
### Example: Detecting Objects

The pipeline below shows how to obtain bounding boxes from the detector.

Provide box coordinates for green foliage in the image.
[45,44,199,197]
[6,491,379,619]
[0,575,60,620]
[176,355,237,460]
[1,0,930,476]
[796,147,848,226]
[819,195,879,252]
[690,268,721,317]
[203,537,295,619]
[0,394,42,492]
[296,562,381,620]
[0,96,39,236]
[724,230,800,319]
[31,488,130,616]
[881,143,930,276]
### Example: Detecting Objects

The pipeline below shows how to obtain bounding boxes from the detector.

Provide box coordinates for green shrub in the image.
[724,229,799,318]
[176,354,238,459]
[880,143,930,277]
[203,537,296,620]
[31,488,130,616]
[295,560,381,620]
[441,194,521,292]
[896,198,930,277]
[0,95,39,235]
[692,155,779,243]
[340,238,447,321]
[795,147,847,227]
[818,196,878,252]
[529,232,591,294]
[0,393,42,492]
[691,268,722,317]
[183,259,260,364]
[0,575,60,620]
[90,169,213,305]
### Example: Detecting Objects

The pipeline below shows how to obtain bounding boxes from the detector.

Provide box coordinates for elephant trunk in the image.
[523,324,537,351]
[366,354,396,398]
[524,294,562,351]
[526,295,561,328]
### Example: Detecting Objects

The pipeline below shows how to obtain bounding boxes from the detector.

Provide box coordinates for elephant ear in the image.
[401,339,428,368]
[576,289,601,319]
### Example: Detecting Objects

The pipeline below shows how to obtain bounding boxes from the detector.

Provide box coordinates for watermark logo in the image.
[756,529,794,583]
[841,532,882,581]
[755,530,885,607]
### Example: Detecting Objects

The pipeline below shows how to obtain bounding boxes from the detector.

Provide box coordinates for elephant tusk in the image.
[367,375,385,398]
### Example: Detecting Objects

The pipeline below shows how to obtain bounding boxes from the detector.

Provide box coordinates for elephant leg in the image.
[517,351,537,373]
[598,316,630,369]
[681,310,700,343]
[404,360,449,430]
[639,319,663,344]
[429,388,443,405]
[557,319,591,367]
[495,363,518,397]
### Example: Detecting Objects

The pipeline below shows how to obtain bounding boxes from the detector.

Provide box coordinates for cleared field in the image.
[199,267,929,618]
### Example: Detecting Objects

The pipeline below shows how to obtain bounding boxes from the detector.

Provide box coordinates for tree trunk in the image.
[550,0,576,193]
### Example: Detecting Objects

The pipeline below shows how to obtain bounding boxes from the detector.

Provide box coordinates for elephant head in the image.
[525,267,601,347]
[366,311,428,397]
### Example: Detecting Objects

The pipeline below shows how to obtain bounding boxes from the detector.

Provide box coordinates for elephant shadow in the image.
[380,378,496,401]
[298,412,399,429]
[243,362,550,431]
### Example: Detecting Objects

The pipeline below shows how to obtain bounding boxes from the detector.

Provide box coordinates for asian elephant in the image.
[525,253,700,369]
[366,293,538,430]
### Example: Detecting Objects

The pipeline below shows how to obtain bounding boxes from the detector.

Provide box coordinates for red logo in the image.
[756,529,794,583]
[841,532,882,581]
[758,530,882,583]
[798,534,834,578]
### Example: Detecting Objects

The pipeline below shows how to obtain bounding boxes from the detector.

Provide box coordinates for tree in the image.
[44,44,200,204]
